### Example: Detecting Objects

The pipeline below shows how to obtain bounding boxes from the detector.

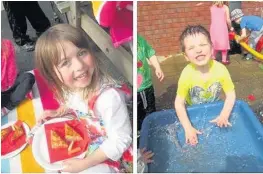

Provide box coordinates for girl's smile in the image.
[55,41,95,90]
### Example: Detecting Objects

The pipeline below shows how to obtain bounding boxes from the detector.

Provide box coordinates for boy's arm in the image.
[149,55,164,81]
[210,90,235,127]
[175,67,192,130]
[221,65,236,117]
[149,55,161,70]
[237,28,248,43]
[211,65,236,127]
[175,95,202,145]
[174,96,192,130]
[139,35,164,81]
[220,90,236,119]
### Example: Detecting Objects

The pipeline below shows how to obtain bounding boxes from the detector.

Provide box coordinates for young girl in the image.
[210,1,233,65]
[35,24,132,173]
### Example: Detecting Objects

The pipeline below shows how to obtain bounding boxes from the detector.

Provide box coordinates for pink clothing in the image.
[110,1,133,48]
[210,5,230,50]
[1,39,18,92]
[95,1,133,48]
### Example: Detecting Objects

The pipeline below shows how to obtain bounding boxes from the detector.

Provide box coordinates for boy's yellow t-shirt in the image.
[177,60,235,105]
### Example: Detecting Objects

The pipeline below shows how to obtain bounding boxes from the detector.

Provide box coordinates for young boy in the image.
[137,34,164,132]
[174,25,236,146]
[231,9,263,60]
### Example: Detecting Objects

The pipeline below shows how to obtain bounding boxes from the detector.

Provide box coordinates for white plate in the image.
[32,117,86,171]
[1,121,30,159]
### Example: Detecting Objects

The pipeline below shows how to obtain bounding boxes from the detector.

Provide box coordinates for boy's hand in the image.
[210,115,232,128]
[140,148,154,163]
[155,67,164,82]
[235,36,241,43]
[185,126,202,146]
[62,158,88,173]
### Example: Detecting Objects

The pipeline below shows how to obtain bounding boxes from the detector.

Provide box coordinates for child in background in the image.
[1,39,35,116]
[92,1,133,52]
[175,25,236,146]
[231,9,263,60]
[35,24,132,173]
[137,148,154,173]
[137,34,164,132]
[210,1,234,65]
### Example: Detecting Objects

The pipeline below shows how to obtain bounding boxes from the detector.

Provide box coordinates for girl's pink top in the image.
[1,39,18,92]
[210,5,230,50]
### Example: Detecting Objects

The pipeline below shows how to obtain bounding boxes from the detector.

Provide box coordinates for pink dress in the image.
[210,5,230,50]
[1,39,18,92]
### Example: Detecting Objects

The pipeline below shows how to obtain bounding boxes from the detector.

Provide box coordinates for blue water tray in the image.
[139,100,263,172]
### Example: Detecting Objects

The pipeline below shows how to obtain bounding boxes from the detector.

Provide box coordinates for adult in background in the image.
[3,1,51,51]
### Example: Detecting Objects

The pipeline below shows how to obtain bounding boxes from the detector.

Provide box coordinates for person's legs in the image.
[222,50,229,63]
[137,85,156,134]
[137,92,146,131]
[1,91,11,109]
[24,2,51,37]
[3,2,29,46]
[4,73,35,110]
[144,85,156,115]
[246,30,262,60]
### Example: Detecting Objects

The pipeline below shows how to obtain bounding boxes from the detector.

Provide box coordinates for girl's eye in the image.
[200,44,207,46]
[188,47,194,50]
[60,60,69,67]
[78,50,87,57]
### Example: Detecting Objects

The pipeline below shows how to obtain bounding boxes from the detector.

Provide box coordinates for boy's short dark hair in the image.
[179,25,212,52]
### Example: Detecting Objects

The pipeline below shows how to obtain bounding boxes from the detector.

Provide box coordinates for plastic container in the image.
[139,100,263,172]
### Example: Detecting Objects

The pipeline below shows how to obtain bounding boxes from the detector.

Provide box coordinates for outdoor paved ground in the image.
[153,54,263,123]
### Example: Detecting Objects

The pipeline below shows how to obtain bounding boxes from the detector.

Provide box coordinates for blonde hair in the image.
[213,1,225,7]
[35,24,113,103]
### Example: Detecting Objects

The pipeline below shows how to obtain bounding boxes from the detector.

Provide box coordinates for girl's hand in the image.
[210,115,232,128]
[38,107,70,123]
[140,148,154,163]
[185,126,202,146]
[38,110,59,123]
[62,158,88,173]
[155,67,164,82]
[230,27,234,32]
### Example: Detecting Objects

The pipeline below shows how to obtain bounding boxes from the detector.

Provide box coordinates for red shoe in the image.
[222,60,230,65]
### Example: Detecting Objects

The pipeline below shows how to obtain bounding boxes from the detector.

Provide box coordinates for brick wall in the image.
[138,1,263,56]
[242,1,263,16]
